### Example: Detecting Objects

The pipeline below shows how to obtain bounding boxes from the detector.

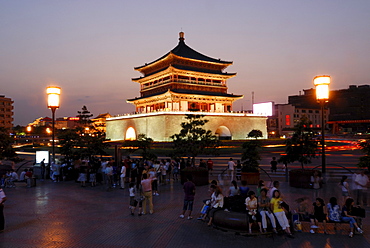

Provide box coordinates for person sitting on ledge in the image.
[207,185,224,226]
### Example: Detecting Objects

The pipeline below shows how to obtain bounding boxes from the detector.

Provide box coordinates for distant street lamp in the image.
[46,86,61,163]
[313,75,330,175]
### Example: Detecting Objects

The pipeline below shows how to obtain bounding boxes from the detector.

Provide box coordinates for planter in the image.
[289,169,314,188]
[240,172,260,185]
[180,169,209,186]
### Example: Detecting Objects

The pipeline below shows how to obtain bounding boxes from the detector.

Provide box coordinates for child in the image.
[129,183,136,211]
[77,168,87,187]
[129,183,143,216]
[89,168,96,187]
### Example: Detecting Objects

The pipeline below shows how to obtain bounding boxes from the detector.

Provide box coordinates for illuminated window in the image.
[285,115,290,126]
[125,127,136,140]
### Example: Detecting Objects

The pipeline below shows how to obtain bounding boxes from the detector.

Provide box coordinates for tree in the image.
[241,130,262,172]
[0,127,18,161]
[58,128,80,164]
[248,129,263,139]
[358,138,370,170]
[124,134,157,161]
[77,105,93,126]
[170,114,219,165]
[281,115,318,170]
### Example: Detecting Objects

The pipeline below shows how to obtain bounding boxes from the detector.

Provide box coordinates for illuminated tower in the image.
[128,32,243,113]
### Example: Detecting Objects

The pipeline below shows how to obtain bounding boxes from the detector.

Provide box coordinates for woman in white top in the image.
[207,185,224,226]
[228,180,240,197]
[339,176,350,204]
[245,191,262,233]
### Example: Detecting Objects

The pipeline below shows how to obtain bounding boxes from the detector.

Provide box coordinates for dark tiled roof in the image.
[127,89,242,101]
[135,35,232,70]
[132,64,236,80]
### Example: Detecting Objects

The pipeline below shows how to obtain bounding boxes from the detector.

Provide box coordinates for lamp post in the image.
[313,75,330,175]
[46,86,61,163]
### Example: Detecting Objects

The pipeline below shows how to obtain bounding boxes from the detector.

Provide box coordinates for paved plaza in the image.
[1,175,370,248]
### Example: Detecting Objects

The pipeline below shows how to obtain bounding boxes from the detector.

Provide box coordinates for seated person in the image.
[19,169,28,182]
[309,198,327,234]
[239,180,249,199]
[342,198,364,237]
[295,197,311,221]
[207,185,224,226]
[327,197,341,223]
[245,191,262,233]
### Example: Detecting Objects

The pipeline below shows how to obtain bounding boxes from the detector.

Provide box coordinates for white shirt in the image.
[228,161,235,170]
[355,174,369,190]
[120,166,126,177]
[0,188,6,203]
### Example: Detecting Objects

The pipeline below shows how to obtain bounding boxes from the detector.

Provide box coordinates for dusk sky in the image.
[1,1,370,126]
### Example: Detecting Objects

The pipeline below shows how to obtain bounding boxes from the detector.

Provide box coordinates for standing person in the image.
[227,158,236,182]
[180,175,196,220]
[40,158,46,181]
[199,159,207,168]
[141,174,154,214]
[120,164,126,189]
[172,159,179,181]
[270,190,294,238]
[129,183,143,216]
[207,158,214,176]
[354,170,369,207]
[311,170,323,200]
[77,168,87,187]
[89,168,96,187]
[269,181,280,199]
[256,180,265,198]
[236,160,242,181]
[0,186,6,232]
[258,188,277,233]
[270,157,277,174]
[105,163,114,190]
[339,176,350,204]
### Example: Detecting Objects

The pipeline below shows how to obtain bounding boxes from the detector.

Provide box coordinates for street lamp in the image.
[46,86,61,163]
[313,75,330,175]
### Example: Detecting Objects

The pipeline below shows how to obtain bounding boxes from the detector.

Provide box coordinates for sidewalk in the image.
[1,179,370,248]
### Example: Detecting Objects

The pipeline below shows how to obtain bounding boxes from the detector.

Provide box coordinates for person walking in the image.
[180,175,196,220]
[227,158,236,182]
[0,186,7,232]
[141,174,154,214]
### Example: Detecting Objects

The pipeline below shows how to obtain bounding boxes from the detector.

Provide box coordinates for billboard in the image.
[36,151,49,164]
[253,102,273,116]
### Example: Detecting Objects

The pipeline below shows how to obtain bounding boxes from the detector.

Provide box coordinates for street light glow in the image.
[313,75,330,101]
[46,86,61,109]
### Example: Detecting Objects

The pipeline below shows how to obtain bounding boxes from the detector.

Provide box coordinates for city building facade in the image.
[0,95,14,130]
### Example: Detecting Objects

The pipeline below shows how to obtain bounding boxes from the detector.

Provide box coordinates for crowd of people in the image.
[195,176,367,238]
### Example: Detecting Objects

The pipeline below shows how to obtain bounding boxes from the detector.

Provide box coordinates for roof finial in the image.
[179,31,184,42]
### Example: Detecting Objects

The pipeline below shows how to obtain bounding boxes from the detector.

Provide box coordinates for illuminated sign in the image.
[253,102,273,116]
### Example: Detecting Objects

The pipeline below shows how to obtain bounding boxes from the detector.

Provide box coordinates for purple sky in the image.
[1,1,370,126]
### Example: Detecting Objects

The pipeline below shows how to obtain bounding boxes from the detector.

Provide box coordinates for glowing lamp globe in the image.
[313,76,330,101]
[46,86,61,109]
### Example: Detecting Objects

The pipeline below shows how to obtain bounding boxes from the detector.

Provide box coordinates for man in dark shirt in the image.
[179,175,196,220]
[270,157,277,173]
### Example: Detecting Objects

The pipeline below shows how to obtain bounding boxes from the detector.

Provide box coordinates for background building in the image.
[0,95,14,130]
[268,85,370,137]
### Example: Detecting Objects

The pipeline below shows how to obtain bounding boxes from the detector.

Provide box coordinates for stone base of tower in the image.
[106,111,267,142]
